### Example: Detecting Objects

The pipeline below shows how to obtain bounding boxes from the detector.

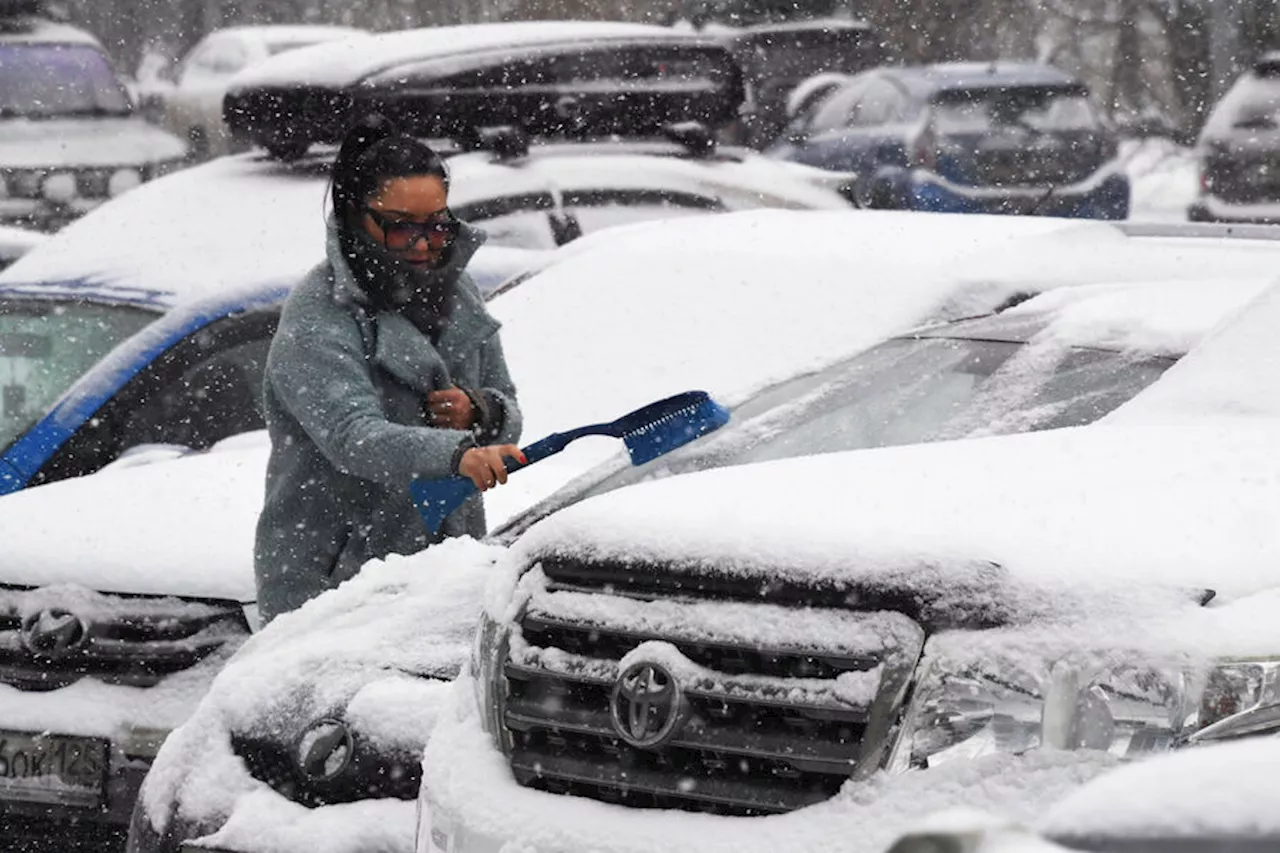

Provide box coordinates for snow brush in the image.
[410,390,730,535]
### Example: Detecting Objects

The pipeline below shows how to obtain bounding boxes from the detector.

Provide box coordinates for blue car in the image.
[771,62,1130,219]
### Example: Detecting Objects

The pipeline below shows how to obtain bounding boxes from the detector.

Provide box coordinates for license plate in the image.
[0,731,106,807]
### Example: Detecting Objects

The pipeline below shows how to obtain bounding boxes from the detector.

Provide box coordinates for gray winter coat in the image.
[254,218,521,623]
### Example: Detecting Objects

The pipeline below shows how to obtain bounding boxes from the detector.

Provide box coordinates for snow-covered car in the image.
[1188,51,1280,225]
[886,718,1280,853]
[150,25,366,161]
[419,416,1280,853]
[0,3,187,230]
[117,223,1280,853]
[223,21,745,161]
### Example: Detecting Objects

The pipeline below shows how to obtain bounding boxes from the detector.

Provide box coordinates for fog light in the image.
[294,719,353,782]
[42,172,77,204]
[108,168,142,197]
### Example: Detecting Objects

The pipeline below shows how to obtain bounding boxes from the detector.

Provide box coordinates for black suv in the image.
[1190,52,1280,224]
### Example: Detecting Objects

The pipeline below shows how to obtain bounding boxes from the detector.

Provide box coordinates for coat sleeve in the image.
[476,328,522,446]
[266,285,471,487]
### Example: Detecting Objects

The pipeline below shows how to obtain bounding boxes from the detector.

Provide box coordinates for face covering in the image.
[341,223,456,340]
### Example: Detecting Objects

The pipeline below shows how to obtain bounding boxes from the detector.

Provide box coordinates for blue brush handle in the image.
[410,428,596,536]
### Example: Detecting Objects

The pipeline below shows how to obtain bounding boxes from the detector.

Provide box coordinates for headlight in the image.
[41,172,77,203]
[294,718,354,783]
[470,610,509,743]
[889,652,1280,771]
[107,168,142,197]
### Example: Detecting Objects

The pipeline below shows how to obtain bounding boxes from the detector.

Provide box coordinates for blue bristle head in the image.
[622,395,731,466]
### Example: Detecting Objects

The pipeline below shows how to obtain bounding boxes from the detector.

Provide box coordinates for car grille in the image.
[500,559,925,816]
[1205,151,1280,203]
[0,586,249,691]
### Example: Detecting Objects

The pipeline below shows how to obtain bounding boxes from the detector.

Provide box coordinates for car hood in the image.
[516,420,1280,609]
[0,117,186,168]
[0,437,266,601]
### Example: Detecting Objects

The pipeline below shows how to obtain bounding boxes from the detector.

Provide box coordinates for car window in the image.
[183,36,247,79]
[932,86,1101,134]
[563,189,722,236]
[523,336,1172,523]
[0,44,132,118]
[853,78,910,126]
[807,77,871,134]
[455,194,558,250]
[0,297,153,453]
[32,311,277,486]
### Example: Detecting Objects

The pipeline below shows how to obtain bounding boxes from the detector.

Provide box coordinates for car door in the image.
[29,309,278,487]
[800,76,916,174]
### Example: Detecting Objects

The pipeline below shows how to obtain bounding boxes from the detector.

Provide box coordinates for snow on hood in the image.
[0,438,268,601]
[226,21,672,91]
[1107,278,1280,425]
[0,117,186,168]
[515,421,1280,608]
[141,538,500,848]
[1040,737,1280,841]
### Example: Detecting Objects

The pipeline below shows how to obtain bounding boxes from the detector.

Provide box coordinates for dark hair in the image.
[330,113,449,222]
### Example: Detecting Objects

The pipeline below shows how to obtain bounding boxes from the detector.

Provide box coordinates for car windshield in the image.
[933,86,1100,134]
[0,43,132,119]
[499,334,1171,538]
[0,297,153,450]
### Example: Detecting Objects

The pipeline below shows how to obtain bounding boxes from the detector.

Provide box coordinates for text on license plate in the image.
[0,731,106,808]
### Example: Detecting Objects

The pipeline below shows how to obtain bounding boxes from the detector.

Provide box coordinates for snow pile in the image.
[1108,279,1280,424]
[423,673,1119,853]
[1122,137,1198,222]
[514,421,1280,607]
[1041,738,1280,841]
[142,538,502,852]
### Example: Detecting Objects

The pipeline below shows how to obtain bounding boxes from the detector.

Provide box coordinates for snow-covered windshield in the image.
[933,86,1100,134]
[0,298,153,450]
[1205,72,1280,134]
[562,335,1171,508]
[0,43,133,119]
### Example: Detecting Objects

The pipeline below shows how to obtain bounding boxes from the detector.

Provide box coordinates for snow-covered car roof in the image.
[227,21,680,91]
[0,143,848,309]
[5,219,1279,604]
[516,418,1280,607]
[207,23,365,48]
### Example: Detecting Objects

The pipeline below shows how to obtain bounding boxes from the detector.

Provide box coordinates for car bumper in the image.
[418,677,1119,853]
[909,170,1131,220]
[1188,195,1280,225]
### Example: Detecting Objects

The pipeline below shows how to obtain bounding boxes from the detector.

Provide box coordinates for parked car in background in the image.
[223,21,745,159]
[145,25,366,160]
[772,62,1130,219]
[715,19,886,149]
[117,217,1280,853]
[0,2,187,230]
[1189,51,1280,224]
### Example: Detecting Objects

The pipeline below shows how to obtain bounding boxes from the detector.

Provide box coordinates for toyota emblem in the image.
[21,609,89,658]
[610,661,685,749]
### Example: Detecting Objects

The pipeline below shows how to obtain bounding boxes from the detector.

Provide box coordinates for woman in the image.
[254,114,524,623]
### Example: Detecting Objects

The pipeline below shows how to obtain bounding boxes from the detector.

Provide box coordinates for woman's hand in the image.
[458,445,526,491]
[427,387,475,430]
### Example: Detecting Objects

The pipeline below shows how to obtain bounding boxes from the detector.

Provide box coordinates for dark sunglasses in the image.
[363,207,460,252]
